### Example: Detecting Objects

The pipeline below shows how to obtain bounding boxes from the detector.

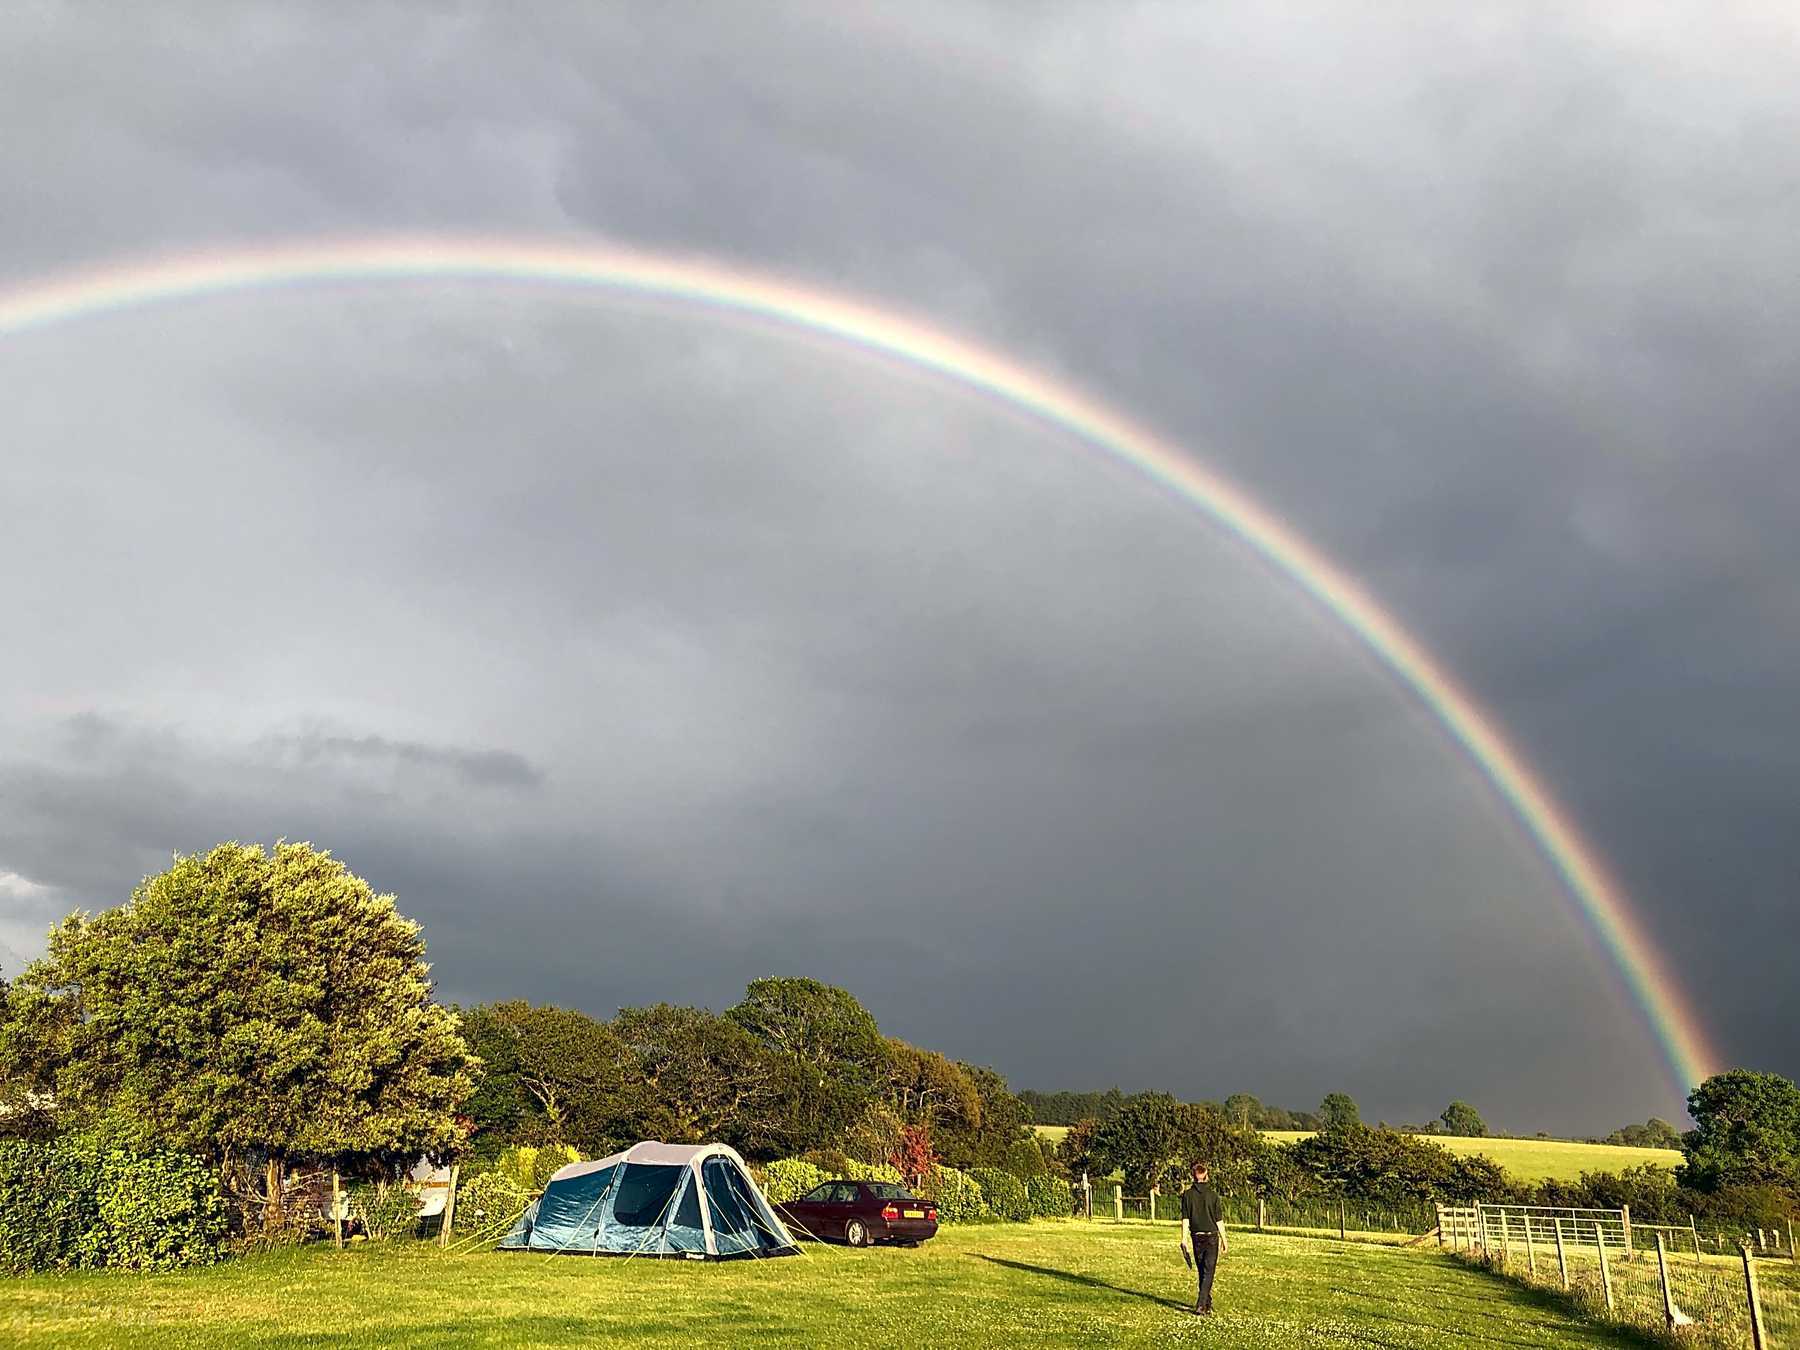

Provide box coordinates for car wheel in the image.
[844,1219,870,1248]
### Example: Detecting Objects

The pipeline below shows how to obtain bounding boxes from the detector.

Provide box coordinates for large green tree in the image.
[1438,1101,1487,1137]
[1679,1070,1800,1193]
[1319,1092,1361,1131]
[725,978,890,1150]
[0,843,473,1221]
[460,1001,622,1157]
[608,1004,781,1152]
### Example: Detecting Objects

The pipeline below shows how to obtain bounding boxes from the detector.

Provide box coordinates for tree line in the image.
[0,842,1793,1246]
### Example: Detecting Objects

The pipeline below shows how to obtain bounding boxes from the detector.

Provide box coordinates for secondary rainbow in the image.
[0,235,1719,1101]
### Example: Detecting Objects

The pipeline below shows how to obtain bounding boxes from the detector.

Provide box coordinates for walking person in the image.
[1179,1159,1227,1315]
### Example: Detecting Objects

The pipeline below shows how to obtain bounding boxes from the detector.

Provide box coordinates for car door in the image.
[824,1182,860,1239]
[787,1183,836,1240]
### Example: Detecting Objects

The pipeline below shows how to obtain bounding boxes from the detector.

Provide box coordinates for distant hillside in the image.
[1031,1125,1681,1184]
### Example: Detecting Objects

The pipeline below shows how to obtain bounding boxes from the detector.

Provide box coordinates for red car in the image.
[774,1179,939,1247]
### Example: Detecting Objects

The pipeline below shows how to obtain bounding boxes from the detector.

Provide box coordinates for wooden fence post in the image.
[1555,1218,1569,1290]
[1525,1214,1537,1279]
[1113,1184,1122,1222]
[1742,1245,1767,1350]
[1257,1197,1265,1232]
[439,1164,459,1249]
[1788,1217,1796,1262]
[1655,1232,1694,1330]
[1435,1204,1443,1247]
[1596,1222,1614,1312]
[1500,1212,1512,1269]
[1338,1198,1346,1241]
[1621,1204,1631,1259]
[1690,1215,1702,1266]
[332,1170,344,1250]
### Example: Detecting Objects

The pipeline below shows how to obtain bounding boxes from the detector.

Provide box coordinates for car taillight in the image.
[927,1208,937,1222]
[881,1204,899,1220]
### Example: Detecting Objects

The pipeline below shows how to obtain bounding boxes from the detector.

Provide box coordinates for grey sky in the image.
[3,3,1796,1132]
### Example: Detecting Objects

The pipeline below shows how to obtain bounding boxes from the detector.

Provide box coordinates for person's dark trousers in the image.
[1193,1234,1219,1310]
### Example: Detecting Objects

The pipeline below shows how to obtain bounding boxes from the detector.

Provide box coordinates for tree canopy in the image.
[1680,1070,1800,1193]
[1438,1101,1487,1137]
[0,843,473,1210]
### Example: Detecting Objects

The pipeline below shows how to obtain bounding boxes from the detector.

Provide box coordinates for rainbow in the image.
[0,236,1717,1101]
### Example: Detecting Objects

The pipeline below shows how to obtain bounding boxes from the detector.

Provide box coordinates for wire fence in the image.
[1445,1203,1800,1347]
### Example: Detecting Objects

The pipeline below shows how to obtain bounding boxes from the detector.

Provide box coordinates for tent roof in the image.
[547,1140,748,1185]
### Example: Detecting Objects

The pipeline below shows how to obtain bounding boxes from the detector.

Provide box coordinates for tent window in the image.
[611,1164,684,1227]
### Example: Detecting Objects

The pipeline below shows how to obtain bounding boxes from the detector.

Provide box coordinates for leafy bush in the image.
[970,1167,1031,1222]
[1004,1135,1049,1179]
[760,1159,828,1204]
[346,1180,419,1241]
[0,1141,225,1273]
[844,1159,904,1186]
[916,1165,985,1223]
[493,1143,580,1194]
[94,1151,227,1270]
[1026,1174,1073,1219]
[455,1170,532,1232]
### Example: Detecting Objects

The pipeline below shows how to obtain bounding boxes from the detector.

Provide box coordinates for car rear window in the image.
[865,1182,917,1200]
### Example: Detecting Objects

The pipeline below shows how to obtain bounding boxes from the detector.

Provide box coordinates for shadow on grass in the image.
[971,1254,1192,1312]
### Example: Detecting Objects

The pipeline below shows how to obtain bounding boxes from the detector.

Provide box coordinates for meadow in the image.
[0,1221,1656,1348]
[1257,1133,1682,1184]
[1031,1126,1681,1185]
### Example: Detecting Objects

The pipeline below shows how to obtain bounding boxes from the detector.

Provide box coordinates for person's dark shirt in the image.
[1180,1181,1222,1236]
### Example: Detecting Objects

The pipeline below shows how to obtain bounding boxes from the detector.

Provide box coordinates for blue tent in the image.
[499,1141,798,1259]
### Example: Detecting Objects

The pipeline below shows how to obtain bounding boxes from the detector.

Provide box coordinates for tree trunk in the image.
[265,1155,286,1231]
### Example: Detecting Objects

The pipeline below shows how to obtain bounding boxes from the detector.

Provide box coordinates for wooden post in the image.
[1435,1204,1444,1247]
[1555,1218,1569,1290]
[1112,1184,1122,1222]
[1742,1244,1767,1350]
[1525,1214,1537,1279]
[1621,1204,1631,1259]
[1690,1215,1702,1266]
[439,1164,460,1249]
[1656,1232,1692,1330]
[332,1170,344,1250]
[1338,1198,1346,1241]
[1788,1217,1796,1262]
[1148,1185,1158,1223]
[1257,1197,1265,1232]
[1501,1211,1512,1269]
[1596,1222,1614,1312]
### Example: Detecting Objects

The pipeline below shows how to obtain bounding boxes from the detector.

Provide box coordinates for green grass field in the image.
[1257,1133,1681,1184]
[0,1222,1655,1348]
[1031,1126,1680,1184]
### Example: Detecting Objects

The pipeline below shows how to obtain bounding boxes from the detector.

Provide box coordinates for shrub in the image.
[916,1165,985,1223]
[1004,1135,1049,1179]
[346,1180,420,1241]
[760,1159,828,1204]
[0,1142,225,1273]
[94,1151,228,1270]
[1026,1174,1073,1219]
[455,1170,532,1233]
[844,1160,904,1186]
[970,1167,1032,1222]
[494,1143,580,1194]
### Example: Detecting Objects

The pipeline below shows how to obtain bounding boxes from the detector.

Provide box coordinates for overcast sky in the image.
[3,3,1796,1133]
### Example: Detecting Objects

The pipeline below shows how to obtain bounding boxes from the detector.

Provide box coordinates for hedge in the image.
[0,1141,226,1273]
[760,1159,828,1204]
[1025,1173,1074,1219]
[969,1167,1032,1222]
[916,1165,986,1223]
[455,1170,533,1233]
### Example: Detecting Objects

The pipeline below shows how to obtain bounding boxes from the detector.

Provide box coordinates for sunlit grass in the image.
[1,1221,1655,1347]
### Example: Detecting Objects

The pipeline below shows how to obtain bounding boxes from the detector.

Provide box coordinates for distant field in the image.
[1031,1126,1679,1184]
[1259,1132,1679,1183]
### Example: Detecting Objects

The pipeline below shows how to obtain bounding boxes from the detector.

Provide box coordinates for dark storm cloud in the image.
[1,2,1795,1131]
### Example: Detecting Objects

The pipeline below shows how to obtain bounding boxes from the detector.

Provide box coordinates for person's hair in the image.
[1191,1160,1209,1175]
